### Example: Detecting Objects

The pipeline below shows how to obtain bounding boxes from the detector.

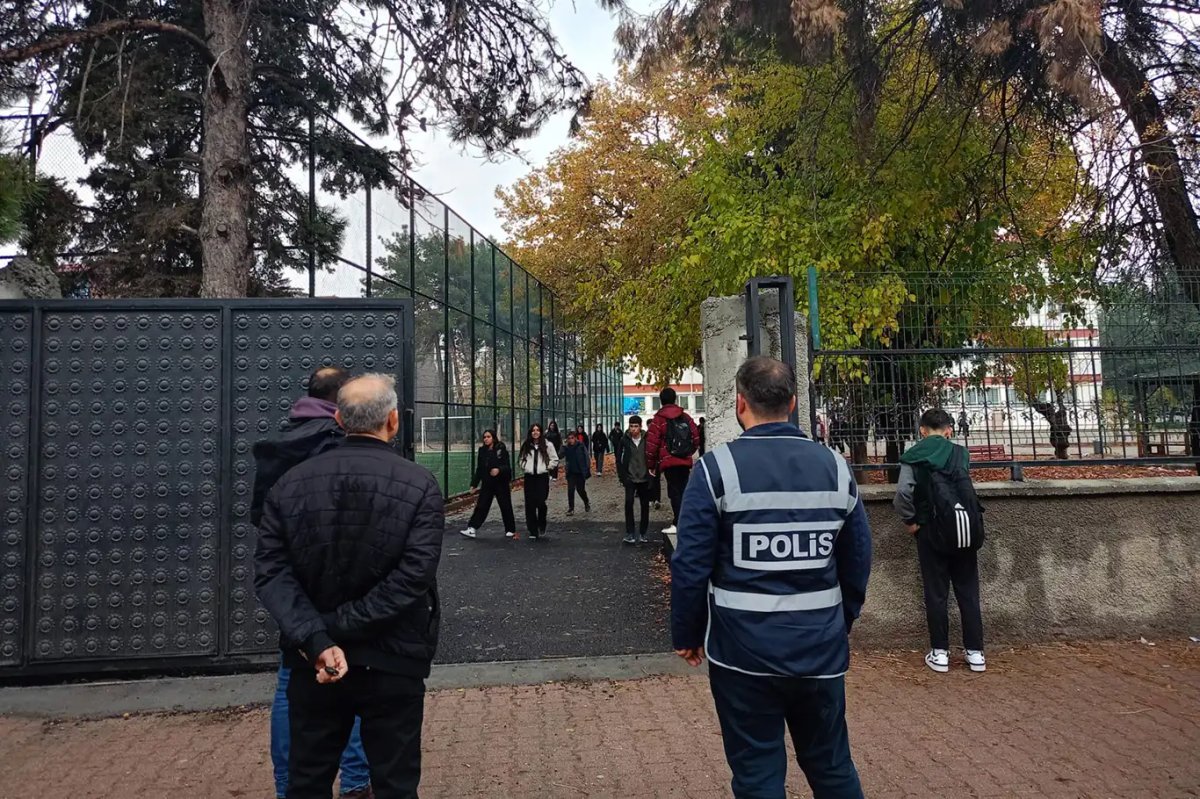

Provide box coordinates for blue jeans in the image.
[272,663,370,797]
[708,664,863,799]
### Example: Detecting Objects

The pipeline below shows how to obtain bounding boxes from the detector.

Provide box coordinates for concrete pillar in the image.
[700,293,811,450]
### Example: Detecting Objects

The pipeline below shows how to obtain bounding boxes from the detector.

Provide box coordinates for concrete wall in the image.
[853,477,1200,647]
[700,293,811,450]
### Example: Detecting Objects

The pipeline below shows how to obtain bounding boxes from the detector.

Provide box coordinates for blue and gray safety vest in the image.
[670,421,873,678]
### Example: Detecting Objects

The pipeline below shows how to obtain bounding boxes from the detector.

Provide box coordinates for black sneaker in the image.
[529,530,539,540]
[637,535,648,544]
[566,509,574,516]
[585,504,591,513]
[622,534,636,544]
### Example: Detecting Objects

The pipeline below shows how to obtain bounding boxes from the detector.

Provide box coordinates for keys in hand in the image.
[315,646,348,683]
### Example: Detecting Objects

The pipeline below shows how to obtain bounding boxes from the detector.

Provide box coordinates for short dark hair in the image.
[920,408,954,431]
[629,414,643,425]
[308,366,351,401]
[660,386,677,405]
[735,356,795,416]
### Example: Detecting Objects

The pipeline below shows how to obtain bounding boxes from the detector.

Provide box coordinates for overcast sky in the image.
[2,2,643,273]
[405,1,638,242]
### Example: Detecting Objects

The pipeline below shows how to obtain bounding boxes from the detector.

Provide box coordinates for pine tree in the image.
[0,0,585,296]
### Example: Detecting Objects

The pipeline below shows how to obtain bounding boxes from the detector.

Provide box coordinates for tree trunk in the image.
[841,0,880,159]
[199,0,252,298]
[1097,34,1200,312]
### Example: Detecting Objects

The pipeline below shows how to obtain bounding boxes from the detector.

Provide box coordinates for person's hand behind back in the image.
[315,646,349,684]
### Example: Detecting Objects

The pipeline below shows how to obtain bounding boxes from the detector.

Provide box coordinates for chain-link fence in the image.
[1,112,623,496]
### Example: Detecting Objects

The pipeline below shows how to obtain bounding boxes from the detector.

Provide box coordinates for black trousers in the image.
[663,466,691,525]
[566,474,590,511]
[523,473,550,535]
[287,666,425,799]
[467,479,516,533]
[624,481,652,537]
[709,665,863,799]
[917,533,985,651]
[594,452,605,474]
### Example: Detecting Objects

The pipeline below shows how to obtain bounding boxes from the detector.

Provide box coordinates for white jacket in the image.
[519,442,559,476]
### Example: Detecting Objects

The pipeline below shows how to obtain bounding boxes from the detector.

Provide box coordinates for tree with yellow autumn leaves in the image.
[498,56,1096,384]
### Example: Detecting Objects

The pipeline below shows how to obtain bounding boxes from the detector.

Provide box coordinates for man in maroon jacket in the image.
[646,386,701,535]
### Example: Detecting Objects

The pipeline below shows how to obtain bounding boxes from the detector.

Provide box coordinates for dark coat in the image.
[609,427,623,457]
[254,437,445,677]
[591,430,609,456]
[471,442,513,488]
[545,427,564,455]
[249,397,344,527]
[563,441,592,478]
[616,432,650,484]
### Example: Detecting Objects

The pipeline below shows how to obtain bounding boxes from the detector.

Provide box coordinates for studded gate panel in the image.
[226,306,410,654]
[0,311,31,666]
[0,299,413,677]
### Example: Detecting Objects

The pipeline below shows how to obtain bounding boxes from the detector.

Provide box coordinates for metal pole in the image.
[807,266,821,351]
[469,229,476,456]
[364,184,373,297]
[807,266,819,434]
[307,110,317,298]
[443,205,450,493]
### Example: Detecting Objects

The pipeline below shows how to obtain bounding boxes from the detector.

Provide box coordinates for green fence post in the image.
[807,265,820,351]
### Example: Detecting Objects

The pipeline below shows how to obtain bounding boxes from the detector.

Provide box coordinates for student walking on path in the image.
[563,431,592,515]
[671,357,872,799]
[519,423,559,540]
[460,429,517,540]
[609,422,623,463]
[646,387,700,535]
[545,421,564,480]
[616,416,653,544]
[893,408,987,674]
[591,424,610,475]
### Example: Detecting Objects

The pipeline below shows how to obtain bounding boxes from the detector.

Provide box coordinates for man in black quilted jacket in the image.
[255,373,444,799]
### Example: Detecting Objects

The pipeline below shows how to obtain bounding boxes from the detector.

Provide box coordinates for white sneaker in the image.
[663,525,678,534]
[459,527,477,539]
[925,649,950,673]
[965,650,986,672]
[505,531,515,539]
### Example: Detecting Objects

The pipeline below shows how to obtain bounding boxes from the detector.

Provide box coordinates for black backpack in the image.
[665,415,696,459]
[926,446,985,552]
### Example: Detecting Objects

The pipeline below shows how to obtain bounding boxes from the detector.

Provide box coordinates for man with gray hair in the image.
[256,373,444,799]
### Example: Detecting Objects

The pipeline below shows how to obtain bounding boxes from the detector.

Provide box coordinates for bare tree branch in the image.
[0,18,215,67]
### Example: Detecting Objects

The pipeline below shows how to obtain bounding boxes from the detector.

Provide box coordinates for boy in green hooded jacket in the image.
[894,408,986,674]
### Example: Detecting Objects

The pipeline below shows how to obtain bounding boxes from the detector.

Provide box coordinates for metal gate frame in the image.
[0,298,414,680]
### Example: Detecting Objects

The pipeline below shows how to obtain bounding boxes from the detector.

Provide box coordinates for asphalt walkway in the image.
[436,468,675,664]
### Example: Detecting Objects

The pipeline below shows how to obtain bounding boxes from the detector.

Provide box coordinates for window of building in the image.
[694,394,705,413]
[651,396,661,410]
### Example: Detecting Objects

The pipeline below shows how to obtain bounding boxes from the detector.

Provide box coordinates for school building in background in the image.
[621,366,705,426]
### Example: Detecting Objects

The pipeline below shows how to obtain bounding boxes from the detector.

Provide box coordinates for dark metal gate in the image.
[0,299,414,679]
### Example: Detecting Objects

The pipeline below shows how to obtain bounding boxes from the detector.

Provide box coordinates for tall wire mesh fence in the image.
[810,272,1200,476]
[0,112,623,496]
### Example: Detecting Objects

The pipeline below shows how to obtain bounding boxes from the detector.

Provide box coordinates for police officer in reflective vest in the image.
[671,356,872,799]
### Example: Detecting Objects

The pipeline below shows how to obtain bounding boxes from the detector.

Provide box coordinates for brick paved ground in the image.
[2,642,1196,798]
